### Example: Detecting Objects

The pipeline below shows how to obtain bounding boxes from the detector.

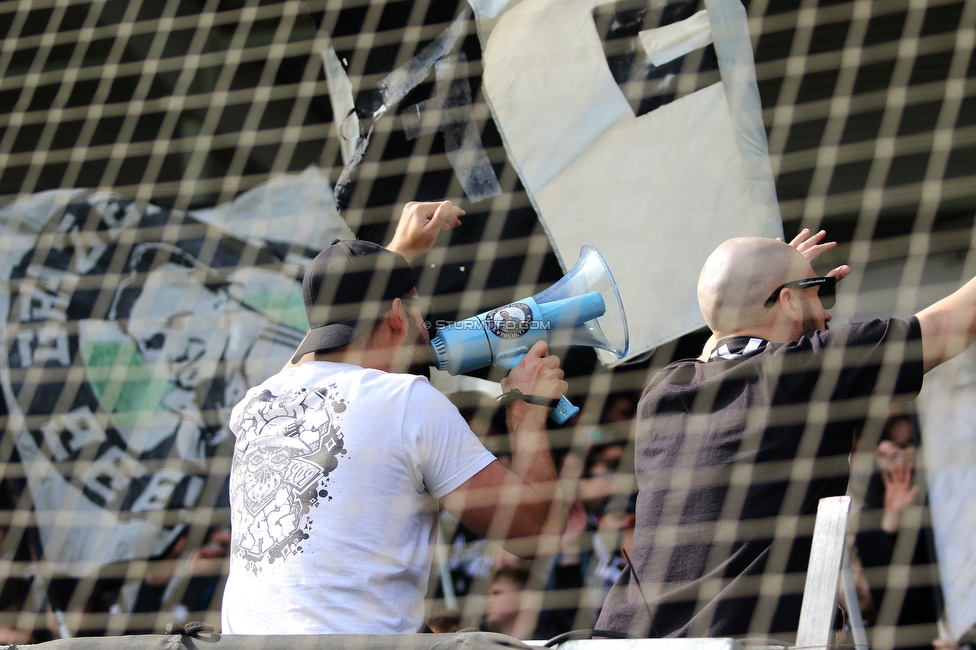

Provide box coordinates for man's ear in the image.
[388,297,407,334]
[779,287,803,319]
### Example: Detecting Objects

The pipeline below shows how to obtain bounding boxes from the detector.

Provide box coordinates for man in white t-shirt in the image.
[221,201,567,634]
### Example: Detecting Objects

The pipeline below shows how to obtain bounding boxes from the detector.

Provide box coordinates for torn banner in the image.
[473,0,783,363]
[325,12,502,207]
[0,168,352,575]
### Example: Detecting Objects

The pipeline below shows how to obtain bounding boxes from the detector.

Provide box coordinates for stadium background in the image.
[0,0,972,645]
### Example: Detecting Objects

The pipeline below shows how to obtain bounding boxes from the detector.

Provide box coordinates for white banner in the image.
[474,0,783,363]
[917,345,976,641]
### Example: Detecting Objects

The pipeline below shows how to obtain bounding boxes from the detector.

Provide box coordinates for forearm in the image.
[506,402,558,487]
[386,236,422,264]
[465,339,568,554]
[502,402,566,552]
[881,508,902,534]
[917,275,976,372]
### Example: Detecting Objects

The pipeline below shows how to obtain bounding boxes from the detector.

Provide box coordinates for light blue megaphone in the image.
[429,246,629,424]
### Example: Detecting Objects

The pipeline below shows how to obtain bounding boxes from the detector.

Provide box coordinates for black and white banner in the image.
[0,169,352,575]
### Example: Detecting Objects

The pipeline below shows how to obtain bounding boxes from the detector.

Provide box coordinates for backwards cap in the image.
[291,239,417,363]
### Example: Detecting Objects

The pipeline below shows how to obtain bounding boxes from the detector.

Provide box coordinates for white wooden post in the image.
[795,496,852,650]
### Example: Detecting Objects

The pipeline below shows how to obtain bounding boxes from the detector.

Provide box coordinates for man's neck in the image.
[713,328,766,343]
[713,323,797,345]
[299,346,395,373]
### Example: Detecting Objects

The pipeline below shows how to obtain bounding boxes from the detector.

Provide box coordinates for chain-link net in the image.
[0,0,971,647]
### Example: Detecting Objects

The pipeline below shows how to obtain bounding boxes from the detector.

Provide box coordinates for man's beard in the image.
[801,301,825,335]
[403,318,432,378]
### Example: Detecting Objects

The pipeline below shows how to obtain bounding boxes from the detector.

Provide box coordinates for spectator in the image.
[426,610,461,634]
[130,526,232,632]
[600,392,639,425]
[482,566,536,639]
[0,576,47,644]
[577,442,627,522]
[536,492,637,637]
[589,493,637,590]
[855,410,941,650]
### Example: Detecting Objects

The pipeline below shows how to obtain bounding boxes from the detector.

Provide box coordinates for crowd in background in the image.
[0,388,952,647]
[0,477,232,641]
[431,392,947,649]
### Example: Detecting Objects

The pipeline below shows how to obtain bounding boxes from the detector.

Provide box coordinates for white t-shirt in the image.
[220,362,496,634]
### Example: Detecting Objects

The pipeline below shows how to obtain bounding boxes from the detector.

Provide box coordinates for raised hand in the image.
[880,446,920,533]
[883,463,920,513]
[387,200,465,263]
[782,228,838,260]
[782,228,851,282]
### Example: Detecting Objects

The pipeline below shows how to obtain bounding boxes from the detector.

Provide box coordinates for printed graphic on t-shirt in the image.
[229,383,346,573]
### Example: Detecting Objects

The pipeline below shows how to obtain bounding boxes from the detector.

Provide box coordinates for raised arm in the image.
[438,340,567,557]
[916,275,976,373]
[777,228,976,373]
[387,200,464,263]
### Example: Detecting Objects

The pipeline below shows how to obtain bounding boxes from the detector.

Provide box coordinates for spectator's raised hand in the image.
[784,228,834,260]
[881,452,920,533]
[883,463,920,513]
[387,200,465,263]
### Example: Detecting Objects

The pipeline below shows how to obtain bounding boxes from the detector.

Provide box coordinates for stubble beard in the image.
[801,301,826,335]
[402,318,432,378]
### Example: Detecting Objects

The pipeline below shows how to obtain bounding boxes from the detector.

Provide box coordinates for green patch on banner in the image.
[242,289,308,331]
[81,339,173,427]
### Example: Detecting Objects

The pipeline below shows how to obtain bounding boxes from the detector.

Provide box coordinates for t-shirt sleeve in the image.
[784,317,924,401]
[400,379,497,499]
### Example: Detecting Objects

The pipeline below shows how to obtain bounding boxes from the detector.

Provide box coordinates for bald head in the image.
[698,238,813,335]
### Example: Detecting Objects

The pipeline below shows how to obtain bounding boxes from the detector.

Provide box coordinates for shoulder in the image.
[641,359,705,395]
[334,367,449,414]
[786,317,920,353]
[360,368,439,395]
[341,368,458,413]
[290,362,420,389]
[656,359,703,381]
[403,375,468,412]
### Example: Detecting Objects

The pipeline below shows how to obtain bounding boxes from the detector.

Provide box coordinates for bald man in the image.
[596,232,976,641]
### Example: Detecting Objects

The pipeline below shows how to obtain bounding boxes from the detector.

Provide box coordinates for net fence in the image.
[0,0,972,646]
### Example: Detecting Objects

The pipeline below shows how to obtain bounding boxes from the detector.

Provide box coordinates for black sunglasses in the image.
[763,276,837,309]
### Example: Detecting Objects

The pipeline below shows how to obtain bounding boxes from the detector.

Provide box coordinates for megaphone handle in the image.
[492,350,577,423]
[550,396,579,424]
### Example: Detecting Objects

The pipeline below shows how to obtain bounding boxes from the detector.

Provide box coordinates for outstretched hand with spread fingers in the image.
[781,228,851,283]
